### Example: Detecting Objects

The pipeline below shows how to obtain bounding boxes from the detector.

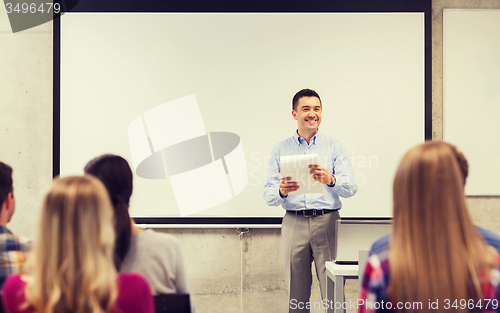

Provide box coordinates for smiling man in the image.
[263,89,358,312]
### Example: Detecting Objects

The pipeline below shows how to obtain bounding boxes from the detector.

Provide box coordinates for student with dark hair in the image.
[2,176,153,313]
[84,155,133,270]
[359,141,500,313]
[84,155,192,298]
[0,161,30,289]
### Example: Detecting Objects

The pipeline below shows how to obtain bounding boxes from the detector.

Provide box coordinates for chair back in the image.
[154,293,191,313]
[0,291,4,313]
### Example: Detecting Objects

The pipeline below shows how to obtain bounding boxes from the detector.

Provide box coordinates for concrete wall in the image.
[1,1,500,312]
[431,0,500,229]
[0,11,52,238]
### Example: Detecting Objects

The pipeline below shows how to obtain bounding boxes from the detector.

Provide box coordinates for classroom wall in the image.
[1,1,499,312]
[431,0,500,231]
[0,13,52,239]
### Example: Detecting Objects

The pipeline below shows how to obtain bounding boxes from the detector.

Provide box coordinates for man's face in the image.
[292,96,322,132]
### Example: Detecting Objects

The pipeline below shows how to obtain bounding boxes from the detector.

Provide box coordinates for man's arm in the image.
[331,141,358,198]
[263,146,286,206]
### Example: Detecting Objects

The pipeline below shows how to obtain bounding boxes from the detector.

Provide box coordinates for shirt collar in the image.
[0,226,12,235]
[293,129,320,145]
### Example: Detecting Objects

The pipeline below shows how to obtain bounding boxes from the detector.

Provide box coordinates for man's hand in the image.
[279,177,299,197]
[309,165,335,185]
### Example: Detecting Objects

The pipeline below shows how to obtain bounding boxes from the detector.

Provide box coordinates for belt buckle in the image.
[315,210,326,216]
[305,210,320,217]
[301,210,324,217]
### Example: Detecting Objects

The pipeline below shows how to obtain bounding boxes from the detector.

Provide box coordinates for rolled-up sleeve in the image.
[331,141,358,198]
[263,145,285,206]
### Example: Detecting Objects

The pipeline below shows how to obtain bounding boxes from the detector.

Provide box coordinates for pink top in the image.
[1,273,154,313]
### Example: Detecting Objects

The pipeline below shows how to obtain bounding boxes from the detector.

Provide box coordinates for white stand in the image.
[325,262,358,313]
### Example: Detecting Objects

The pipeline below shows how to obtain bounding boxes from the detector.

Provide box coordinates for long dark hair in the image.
[84,154,133,270]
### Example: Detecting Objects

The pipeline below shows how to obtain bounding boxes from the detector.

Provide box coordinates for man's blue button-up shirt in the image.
[263,130,358,211]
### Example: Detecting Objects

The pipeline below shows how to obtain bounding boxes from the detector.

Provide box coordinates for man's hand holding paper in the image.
[279,177,299,197]
[309,165,335,186]
[279,154,324,195]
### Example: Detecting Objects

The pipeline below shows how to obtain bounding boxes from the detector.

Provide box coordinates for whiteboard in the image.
[336,219,392,263]
[443,9,500,196]
[59,13,425,218]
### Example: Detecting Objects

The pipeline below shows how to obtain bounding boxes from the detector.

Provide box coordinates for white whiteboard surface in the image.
[60,13,424,218]
[443,9,500,196]
[335,219,392,263]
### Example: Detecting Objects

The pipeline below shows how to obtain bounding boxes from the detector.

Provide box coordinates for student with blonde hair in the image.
[369,142,500,256]
[1,176,154,313]
[359,141,500,313]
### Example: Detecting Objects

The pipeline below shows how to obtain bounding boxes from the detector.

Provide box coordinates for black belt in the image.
[289,209,337,217]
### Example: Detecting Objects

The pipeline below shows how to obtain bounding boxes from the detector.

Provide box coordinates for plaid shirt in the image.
[359,244,500,313]
[0,226,30,289]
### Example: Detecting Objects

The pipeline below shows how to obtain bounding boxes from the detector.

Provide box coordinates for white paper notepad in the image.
[280,154,324,195]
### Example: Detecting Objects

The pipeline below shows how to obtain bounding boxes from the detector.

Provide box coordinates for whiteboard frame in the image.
[53,0,432,225]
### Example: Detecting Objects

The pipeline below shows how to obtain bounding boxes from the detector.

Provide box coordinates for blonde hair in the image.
[25,176,118,313]
[389,141,496,313]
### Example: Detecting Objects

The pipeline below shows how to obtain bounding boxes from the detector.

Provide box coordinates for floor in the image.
[192,279,358,313]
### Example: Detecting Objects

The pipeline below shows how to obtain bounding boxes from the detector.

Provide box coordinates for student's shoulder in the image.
[2,274,27,309]
[138,229,180,245]
[0,230,31,251]
[370,234,391,254]
[134,230,182,255]
[117,273,152,297]
[3,274,25,290]
[477,226,500,254]
[116,273,153,312]
[477,226,500,240]
[16,235,31,250]
[118,272,150,287]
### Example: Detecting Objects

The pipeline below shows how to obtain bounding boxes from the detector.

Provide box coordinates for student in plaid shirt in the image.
[359,142,500,313]
[0,162,30,288]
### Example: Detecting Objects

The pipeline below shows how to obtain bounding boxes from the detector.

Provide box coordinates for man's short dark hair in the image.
[0,162,13,206]
[292,89,322,111]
